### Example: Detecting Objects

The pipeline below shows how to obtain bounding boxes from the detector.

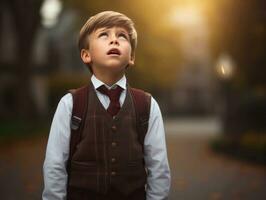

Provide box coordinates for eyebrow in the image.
[96,28,108,34]
[119,30,129,35]
[116,28,130,37]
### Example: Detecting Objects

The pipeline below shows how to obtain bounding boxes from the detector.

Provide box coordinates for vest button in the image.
[111,125,117,131]
[111,142,117,147]
[111,158,116,163]
[111,171,116,176]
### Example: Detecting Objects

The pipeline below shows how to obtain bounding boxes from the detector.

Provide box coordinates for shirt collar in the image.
[91,74,127,90]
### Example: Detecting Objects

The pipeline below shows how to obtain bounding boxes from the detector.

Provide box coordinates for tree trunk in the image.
[7,0,44,118]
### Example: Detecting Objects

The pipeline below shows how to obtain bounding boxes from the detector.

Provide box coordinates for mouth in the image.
[107,48,121,56]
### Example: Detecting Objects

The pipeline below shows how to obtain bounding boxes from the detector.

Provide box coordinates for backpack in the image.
[66,84,151,173]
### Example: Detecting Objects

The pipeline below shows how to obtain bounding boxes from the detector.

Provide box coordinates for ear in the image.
[81,49,91,64]
[128,54,135,66]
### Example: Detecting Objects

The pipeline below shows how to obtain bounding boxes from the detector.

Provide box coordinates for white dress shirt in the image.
[43,75,171,200]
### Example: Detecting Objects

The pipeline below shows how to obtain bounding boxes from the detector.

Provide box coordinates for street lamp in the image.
[216,53,235,80]
[216,53,236,134]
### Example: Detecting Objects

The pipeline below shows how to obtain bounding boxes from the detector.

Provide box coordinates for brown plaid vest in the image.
[67,84,148,198]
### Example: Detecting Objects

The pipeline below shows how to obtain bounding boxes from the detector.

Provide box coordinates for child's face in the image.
[81,26,134,73]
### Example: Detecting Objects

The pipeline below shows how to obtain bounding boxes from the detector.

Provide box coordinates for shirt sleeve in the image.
[144,97,171,200]
[42,93,73,200]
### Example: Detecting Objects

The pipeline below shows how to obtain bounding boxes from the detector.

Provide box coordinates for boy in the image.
[43,11,170,200]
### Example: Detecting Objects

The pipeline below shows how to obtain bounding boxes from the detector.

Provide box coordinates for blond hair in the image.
[78,11,137,57]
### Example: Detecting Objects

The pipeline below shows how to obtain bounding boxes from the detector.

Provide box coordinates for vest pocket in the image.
[68,161,98,191]
[71,160,97,168]
[121,160,147,194]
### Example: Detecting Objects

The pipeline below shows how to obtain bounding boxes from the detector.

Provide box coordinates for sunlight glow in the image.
[169,5,204,28]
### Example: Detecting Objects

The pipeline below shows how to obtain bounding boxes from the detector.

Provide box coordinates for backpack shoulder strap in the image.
[67,84,89,172]
[129,87,151,146]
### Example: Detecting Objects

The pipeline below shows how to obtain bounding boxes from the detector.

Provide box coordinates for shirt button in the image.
[111,171,116,176]
[111,158,116,163]
[111,142,117,147]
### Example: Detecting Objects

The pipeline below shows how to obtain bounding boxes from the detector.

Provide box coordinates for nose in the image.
[109,34,119,45]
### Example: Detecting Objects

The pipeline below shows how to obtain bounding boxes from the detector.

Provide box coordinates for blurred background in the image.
[0,0,265,199]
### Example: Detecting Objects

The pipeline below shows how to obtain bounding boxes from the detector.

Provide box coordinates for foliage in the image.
[223,90,266,135]
[211,132,266,164]
[0,119,49,142]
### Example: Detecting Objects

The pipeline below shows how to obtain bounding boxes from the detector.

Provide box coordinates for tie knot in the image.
[97,85,123,101]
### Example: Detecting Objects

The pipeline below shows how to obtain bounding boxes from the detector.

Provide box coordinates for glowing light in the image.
[221,65,225,75]
[216,54,235,80]
[168,5,204,28]
[40,0,62,28]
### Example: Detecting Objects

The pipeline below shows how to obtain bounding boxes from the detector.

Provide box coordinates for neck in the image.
[93,71,125,86]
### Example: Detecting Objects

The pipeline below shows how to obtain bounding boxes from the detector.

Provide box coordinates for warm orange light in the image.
[168,5,204,28]
[216,54,235,80]
[221,65,225,75]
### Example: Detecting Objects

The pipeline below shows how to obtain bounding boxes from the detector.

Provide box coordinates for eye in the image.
[98,32,108,38]
[118,33,128,40]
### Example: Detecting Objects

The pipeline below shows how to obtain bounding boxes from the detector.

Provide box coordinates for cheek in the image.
[124,43,132,56]
[90,40,104,50]
[89,43,104,58]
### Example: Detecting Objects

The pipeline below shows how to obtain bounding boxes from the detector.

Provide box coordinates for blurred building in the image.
[169,6,216,116]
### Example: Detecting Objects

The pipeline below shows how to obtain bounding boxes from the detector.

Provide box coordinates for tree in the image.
[2,0,44,118]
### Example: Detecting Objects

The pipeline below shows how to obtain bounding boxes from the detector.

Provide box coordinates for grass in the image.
[0,119,50,143]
